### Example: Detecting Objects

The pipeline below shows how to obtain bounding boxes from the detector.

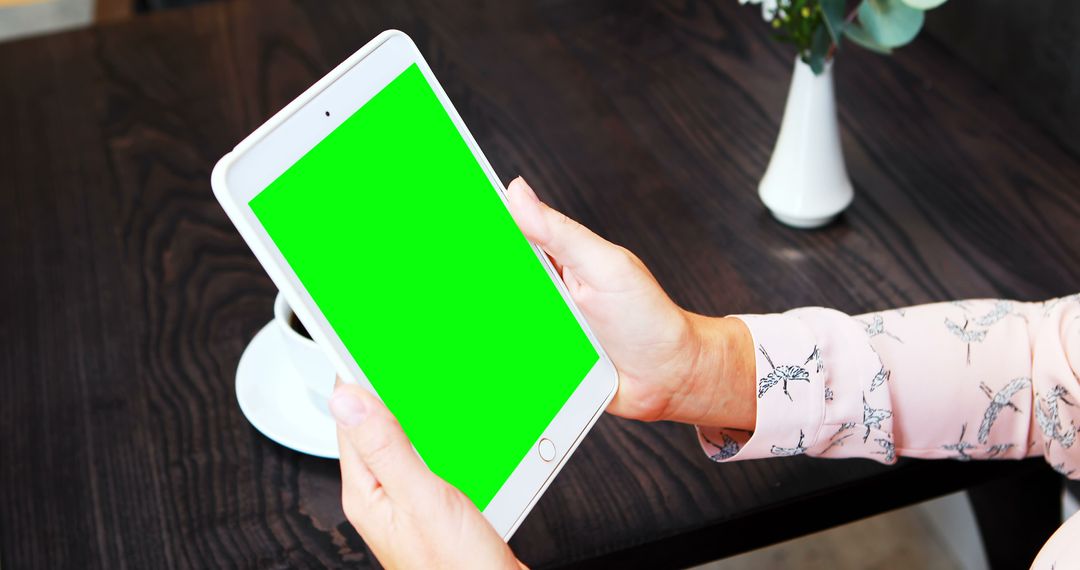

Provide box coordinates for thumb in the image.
[505,177,625,285]
[330,382,439,504]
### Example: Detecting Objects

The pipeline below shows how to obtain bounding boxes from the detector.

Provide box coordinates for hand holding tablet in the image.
[213,31,618,538]
[331,380,522,569]
[328,175,751,565]
[212,29,754,554]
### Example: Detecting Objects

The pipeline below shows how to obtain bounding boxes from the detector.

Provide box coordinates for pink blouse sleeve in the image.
[697,295,1080,476]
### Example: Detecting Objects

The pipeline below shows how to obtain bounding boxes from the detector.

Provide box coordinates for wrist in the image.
[671,313,756,430]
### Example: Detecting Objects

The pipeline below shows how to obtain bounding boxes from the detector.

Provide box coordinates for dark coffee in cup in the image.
[289,313,312,340]
[273,292,334,410]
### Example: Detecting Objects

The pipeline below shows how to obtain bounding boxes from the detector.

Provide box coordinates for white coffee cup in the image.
[273,292,335,413]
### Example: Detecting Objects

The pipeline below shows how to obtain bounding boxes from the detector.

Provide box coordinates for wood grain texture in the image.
[0,0,1077,568]
[96,0,134,23]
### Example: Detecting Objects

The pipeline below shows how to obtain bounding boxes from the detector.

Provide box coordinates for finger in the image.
[333,379,385,531]
[505,177,547,244]
[505,185,563,275]
[505,177,624,285]
[337,423,378,499]
[334,379,379,498]
[329,383,440,504]
[337,422,385,533]
[561,265,583,297]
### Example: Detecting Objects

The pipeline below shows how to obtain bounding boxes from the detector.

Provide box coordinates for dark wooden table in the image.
[3,0,1078,568]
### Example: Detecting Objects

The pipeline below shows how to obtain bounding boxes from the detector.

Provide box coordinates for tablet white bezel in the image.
[210,30,618,539]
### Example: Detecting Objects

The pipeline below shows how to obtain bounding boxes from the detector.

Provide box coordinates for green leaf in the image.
[858,0,925,48]
[900,0,947,9]
[820,0,847,46]
[807,24,831,75]
[844,22,894,54]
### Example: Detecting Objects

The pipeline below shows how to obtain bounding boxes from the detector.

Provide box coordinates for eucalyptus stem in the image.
[826,8,860,61]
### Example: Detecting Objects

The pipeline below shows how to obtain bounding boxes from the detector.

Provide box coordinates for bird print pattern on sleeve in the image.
[944,318,987,365]
[1053,463,1076,477]
[869,365,890,393]
[756,345,813,401]
[861,395,893,443]
[806,345,825,374]
[770,430,808,456]
[695,296,1080,568]
[861,314,903,343]
[873,438,896,462]
[698,295,1080,471]
[941,424,977,461]
[944,300,1028,365]
[977,377,1030,444]
[823,421,857,453]
[971,301,1014,327]
[702,432,742,461]
[985,443,1015,459]
[1036,386,1077,451]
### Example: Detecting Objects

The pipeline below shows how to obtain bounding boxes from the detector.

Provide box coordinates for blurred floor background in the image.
[0,0,92,42]
[697,500,964,570]
[697,491,1077,570]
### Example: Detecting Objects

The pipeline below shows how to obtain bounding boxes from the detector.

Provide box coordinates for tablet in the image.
[211,30,618,539]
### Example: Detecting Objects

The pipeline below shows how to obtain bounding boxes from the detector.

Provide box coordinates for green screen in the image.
[249,63,598,509]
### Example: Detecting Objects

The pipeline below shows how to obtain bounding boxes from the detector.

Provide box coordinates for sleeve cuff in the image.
[698,308,898,465]
[698,313,827,461]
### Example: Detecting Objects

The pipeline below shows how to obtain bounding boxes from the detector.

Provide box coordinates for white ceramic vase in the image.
[759,58,853,229]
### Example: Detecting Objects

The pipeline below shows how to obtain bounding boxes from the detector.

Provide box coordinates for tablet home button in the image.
[538,438,556,462]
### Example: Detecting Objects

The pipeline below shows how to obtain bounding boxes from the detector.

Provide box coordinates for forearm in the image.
[666,314,757,431]
[692,295,1080,472]
[867,298,1079,465]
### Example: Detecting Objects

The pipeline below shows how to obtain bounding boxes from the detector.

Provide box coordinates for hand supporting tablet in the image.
[332,380,524,569]
[212,31,619,538]
[503,178,756,432]
[330,176,756,569]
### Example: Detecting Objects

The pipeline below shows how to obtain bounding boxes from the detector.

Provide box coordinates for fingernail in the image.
[515,176,540,203]
[329,391,367,426]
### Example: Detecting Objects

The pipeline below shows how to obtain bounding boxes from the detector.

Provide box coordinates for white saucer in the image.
[236,321,340,459]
